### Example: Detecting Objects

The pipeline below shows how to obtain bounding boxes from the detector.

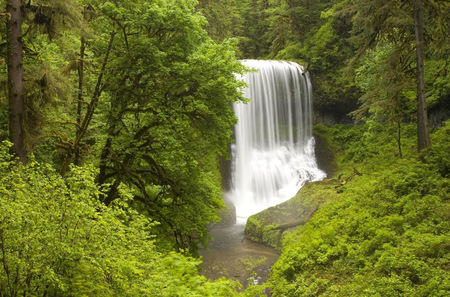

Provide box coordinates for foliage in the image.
[80,0,249,252]
[423,120,450,178]
[0,141,242,296]
[196,0,244,42]
[314,121,419,170]
[196,0,270,59]
[197,0,450,126]
[353,41,416,123]
[0,0,84,152]
[268,123,450,296]
[2,0,450,294]
[1,0,249,252]
[262,0,360,121]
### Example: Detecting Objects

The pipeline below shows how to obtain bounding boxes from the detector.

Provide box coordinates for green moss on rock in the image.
[244,179,341,250]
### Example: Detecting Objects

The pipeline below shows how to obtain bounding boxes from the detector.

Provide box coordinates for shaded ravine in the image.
[199,222,279,290]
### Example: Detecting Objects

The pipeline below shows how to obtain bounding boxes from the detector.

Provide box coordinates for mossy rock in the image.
[244,178,341,250]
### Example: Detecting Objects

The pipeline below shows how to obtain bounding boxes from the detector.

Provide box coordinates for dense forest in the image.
[1,0,449,296]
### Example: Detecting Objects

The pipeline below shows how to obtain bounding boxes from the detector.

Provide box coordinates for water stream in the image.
[199,222,279,289]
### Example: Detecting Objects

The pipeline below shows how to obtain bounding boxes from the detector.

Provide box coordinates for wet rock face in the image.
[241,123,339,249]
[313,132,338,178]
[216,196,236,226]
[244,179,341,250]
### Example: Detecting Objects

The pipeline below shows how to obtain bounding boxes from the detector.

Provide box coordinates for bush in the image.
[0,142,240,296]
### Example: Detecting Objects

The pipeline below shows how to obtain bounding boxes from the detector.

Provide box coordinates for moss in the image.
[243,124,344,249]
[244,179,341,250]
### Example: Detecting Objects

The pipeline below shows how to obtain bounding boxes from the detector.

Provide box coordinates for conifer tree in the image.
[2,0,83,164]
[5,0,26,164]
[414,0,430,150]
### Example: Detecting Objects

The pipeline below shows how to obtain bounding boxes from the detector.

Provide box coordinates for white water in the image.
[228,60,326,222]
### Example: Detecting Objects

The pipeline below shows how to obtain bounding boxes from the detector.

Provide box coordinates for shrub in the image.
[0,142,240,296]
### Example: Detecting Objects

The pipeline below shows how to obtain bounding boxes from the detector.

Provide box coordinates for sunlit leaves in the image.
[0,142,242,296]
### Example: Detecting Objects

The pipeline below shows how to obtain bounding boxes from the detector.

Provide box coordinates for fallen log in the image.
[273,205,319,232]
[273,219,308,231]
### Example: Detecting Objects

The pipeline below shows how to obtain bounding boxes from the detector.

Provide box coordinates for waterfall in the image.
[229,60,326,222]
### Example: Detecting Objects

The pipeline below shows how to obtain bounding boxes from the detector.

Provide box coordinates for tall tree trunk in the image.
[414,0,431,151]
[6,0,26,164]
[75,36,86,166]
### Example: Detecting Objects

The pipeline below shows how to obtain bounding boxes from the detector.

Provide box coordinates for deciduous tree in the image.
[49,0,248,252]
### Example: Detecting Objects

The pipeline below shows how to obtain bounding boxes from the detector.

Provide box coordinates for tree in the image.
[5,0,26,164]
[196,0,243,41]
[46,0,249,252]
[414,0,430,150]
[238,0,270,58]
[196,0,270,58]
[265,0,331,58]
[354,41,416,158]
[345,0,450,150]
[2,0,83,164]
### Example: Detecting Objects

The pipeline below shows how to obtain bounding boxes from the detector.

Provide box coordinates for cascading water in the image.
[229,60,326,222]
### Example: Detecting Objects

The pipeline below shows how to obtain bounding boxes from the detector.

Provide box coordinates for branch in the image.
[75,31,116,145]
[0,228,13,296]
[60,31,116,176]
[301,61,309,75]
[55,121,81,129]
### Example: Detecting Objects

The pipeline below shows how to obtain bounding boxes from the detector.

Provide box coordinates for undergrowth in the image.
[269,122,450,296]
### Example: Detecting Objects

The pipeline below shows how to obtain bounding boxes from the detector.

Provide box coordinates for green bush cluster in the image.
[0,142,241,296]
[269,123,450,296]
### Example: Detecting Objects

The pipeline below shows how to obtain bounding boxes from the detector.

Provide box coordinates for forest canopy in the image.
[1,0,250,294]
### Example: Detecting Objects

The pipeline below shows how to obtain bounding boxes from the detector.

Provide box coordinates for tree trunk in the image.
[75,35,86,166]
[6,0,26,164]
[414,0,431,151]
[59,31,115,176]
